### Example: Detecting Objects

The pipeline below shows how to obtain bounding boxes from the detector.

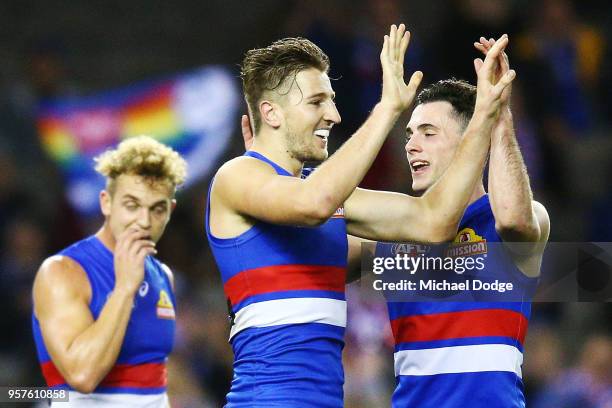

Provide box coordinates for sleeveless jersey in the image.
[206,151,348,407]
[32,235,176,406]
[385,194,538,408]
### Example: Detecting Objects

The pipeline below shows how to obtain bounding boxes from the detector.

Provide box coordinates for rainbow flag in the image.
[37,66,240,216]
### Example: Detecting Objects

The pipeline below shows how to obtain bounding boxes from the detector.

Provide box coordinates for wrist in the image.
[112,284,138,299]
[375,101,402,119]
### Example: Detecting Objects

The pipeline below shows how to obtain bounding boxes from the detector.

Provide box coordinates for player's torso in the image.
[387,195,538,408]
[206,152,348,407]
[32,236,176,398]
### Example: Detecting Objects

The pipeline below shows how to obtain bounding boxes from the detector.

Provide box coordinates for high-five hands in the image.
[473,34,515,118]
[380,24,423,114]
[474,36,512,107]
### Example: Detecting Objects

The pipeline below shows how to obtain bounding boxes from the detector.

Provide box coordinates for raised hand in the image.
[113,228,157,294]
[473,34,515,118]
[473,36,512,106]
[380,24,423,113]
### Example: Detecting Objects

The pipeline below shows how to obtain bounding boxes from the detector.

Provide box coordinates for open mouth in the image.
[314,129,329,141]
[410,159,430,174]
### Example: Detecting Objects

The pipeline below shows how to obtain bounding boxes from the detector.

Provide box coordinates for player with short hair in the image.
[32,136,186,407]
[385,38,550,407]
[210,26,513,407]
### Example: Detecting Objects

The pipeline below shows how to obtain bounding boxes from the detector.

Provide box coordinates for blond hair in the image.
[94,136,187,194]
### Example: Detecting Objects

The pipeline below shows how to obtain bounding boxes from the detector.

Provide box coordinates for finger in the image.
[241,114,254,150]
[136,245,157,263]
[130,239,156,259]
[474,42,487,55]
[126,230,154,253]
[396,24,406,59]
[473,58,484,73]
[117,227,145,251]
[380,34,389,66]
[399,30,410,67]
[501,51,510,72]
[406,70,423,96]
[481,35,508,75]
[390,24,398,62]
[493,69,516,96]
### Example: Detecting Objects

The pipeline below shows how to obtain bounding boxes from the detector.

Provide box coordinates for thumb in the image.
[492,69,516,97]
[406,71,423,95]
[473,58,484,74]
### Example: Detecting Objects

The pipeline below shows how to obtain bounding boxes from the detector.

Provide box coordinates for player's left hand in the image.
[241,114,254,151]
[473,36,512,107]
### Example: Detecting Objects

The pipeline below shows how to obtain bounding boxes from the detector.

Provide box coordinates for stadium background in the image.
[0,0,610,406]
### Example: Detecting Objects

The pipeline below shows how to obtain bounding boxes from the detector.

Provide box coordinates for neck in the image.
[250,129,304,176]
[95,223,116,253]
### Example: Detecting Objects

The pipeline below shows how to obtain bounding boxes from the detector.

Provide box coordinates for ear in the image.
[259,100,282,129]
[100,190,112,217]
[170,199,177,212]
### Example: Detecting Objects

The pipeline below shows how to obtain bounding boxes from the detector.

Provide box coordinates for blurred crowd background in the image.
[0,0,610,407]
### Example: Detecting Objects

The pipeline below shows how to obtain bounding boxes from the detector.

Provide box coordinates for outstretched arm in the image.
[345,35,515,243]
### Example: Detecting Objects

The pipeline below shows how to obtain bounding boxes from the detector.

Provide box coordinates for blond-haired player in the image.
[32,136,186,407]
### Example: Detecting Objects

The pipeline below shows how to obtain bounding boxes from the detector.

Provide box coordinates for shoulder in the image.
[215,156,277,181]
[36,255,88,285]
[212,155,282,199]
[33,255,92,313]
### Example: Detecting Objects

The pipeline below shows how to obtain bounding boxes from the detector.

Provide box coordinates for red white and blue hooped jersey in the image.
[384,195,539,408]
[32,235,176,406]
[206,151,348,407]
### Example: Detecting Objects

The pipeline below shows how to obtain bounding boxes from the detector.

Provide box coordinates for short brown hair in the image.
[240,37,330,133]
[416,79,476,129]
[94,135,187,195]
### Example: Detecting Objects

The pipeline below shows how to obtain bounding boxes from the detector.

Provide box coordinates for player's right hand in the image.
[379,24,423,114]
[473,34,515,118]
[113,227,156,294]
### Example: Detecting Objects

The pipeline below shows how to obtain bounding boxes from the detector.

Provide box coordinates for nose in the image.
[324,101,341,125]
[405,135,422,155]
[137,208,152,230]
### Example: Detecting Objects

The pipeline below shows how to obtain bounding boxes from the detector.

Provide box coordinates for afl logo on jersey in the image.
[156,290,176,320]
[138,281,149,297]
[391,243,429,256]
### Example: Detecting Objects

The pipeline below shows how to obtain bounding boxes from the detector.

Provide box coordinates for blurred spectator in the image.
[532,333,612,408]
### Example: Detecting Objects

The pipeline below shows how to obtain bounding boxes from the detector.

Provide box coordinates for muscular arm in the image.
[488,109,550,276]
[33,228,156,393]
[33,257,137,393]
[488,110,548,241]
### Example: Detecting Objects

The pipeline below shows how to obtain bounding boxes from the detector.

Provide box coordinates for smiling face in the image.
[405,101,465,193]
[100,174,175,244]
[277,68,341,162]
